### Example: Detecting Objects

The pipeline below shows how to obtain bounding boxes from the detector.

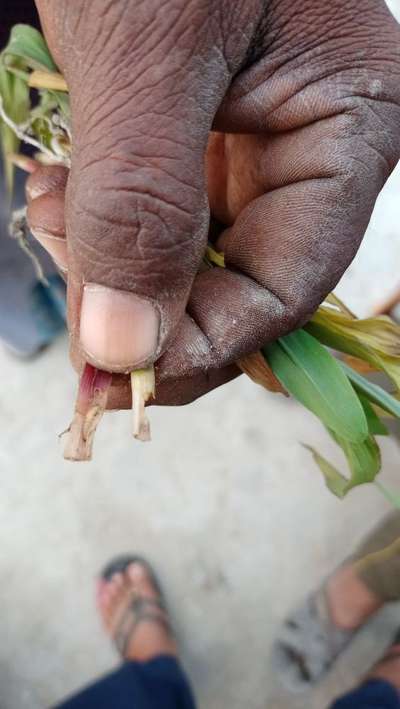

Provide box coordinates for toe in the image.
[127,562,159,600]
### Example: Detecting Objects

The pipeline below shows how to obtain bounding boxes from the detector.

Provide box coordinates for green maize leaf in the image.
[341,362,400,419]
[306,306,400,390]
[2,24,56,73]
[304,444,350,498]
[305,428,381,499]
[264,330,368,443]
[3,65,30,82]
[0,59,30,191]
[358,393,389,436]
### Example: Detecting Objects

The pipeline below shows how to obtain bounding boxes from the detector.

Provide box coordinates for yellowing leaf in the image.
[28,70,68,92]
[205,245,225,268]
[307,306,400,390]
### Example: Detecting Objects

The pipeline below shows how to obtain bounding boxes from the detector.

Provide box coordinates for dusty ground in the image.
[2,333,400,709]
[1,2,400,705]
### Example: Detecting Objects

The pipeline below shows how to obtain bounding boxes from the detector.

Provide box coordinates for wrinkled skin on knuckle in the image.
[66,145,207,299]
[36,0,268,80]
[221,0,400,132]
[34,0,269,299]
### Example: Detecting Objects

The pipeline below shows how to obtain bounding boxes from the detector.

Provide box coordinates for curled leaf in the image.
[307,304,400,390]
[305,429,381,499]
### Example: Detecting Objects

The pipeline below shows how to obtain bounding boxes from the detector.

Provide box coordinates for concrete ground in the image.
[3,335,400,709]
[2,3,400,704]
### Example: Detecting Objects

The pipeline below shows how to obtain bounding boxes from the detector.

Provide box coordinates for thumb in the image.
[35,1,250,372]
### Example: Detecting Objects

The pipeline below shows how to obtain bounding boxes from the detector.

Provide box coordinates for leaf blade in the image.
[305,430,381,499]
[265,330,368,443]
[3,24,57,72]
[341,362,400,419]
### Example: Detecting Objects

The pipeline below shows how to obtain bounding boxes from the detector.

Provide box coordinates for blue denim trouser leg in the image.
[331,679,400,708]
[55,656,196,709]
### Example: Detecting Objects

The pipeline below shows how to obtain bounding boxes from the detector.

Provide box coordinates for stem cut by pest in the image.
[63,364,112,462]
[130,367,156,442]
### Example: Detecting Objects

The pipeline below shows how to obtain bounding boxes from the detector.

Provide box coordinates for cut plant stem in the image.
[28,69,68,92]
[64,364,112,462]
[131,367,156,442]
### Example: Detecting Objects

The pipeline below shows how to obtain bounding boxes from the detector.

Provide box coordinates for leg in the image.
[273,512,400,688]
[354,512,400,603]
[56,658,195,709]
[54,559,196,709]
[331,638,400,709]
[331,680,400,709]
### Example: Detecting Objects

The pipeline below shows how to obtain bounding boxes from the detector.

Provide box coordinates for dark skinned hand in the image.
[27,0,400,407]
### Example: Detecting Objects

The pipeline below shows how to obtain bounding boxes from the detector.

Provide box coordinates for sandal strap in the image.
[114,595,171,657]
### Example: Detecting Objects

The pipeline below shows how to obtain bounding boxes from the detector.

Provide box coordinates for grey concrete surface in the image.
[2,2,400,705]
[2,269,400,709]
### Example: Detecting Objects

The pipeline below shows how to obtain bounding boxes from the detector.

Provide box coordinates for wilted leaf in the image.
[264,330,368,443]
[304,444,350,498]
[344,355,378,375]
[307,306,400,390]
[239,351,288,395]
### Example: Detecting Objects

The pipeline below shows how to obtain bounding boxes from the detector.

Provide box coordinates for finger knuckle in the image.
[68,157,206,292]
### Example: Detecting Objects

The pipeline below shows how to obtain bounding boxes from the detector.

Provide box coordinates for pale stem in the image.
[63,365,112,462]
[130,367,156,442]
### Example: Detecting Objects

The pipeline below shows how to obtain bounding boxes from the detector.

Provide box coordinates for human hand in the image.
[27,0,400,407]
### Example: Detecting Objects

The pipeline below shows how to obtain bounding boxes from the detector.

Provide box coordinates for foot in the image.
[273,558,388,689]
[96,561,178,662]
[326,564,383,631]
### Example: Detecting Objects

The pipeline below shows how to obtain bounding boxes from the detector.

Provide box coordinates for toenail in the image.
[128,562,147,579]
